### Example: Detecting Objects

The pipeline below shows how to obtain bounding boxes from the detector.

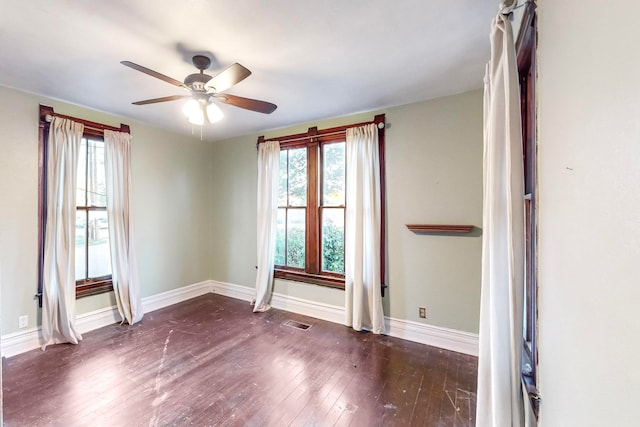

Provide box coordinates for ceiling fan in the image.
[121,55,277,125]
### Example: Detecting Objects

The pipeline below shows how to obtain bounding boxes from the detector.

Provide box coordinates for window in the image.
[319,142,346,274]
[516,4,539,417]
[276,140,346,276]
[74,137,113,296]
[38,105,130,300]
[276,146,309,269]
[262,114,386,291]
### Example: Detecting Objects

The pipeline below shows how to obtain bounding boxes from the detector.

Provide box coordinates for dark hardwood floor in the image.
[2,294,477,426]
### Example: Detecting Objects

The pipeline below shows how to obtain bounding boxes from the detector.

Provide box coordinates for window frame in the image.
[37,105,130,303]
[276,145,310,271]
[75,136,113,297]
[318,138,346,276]
[259,114,386,293]
[515,3,540,417]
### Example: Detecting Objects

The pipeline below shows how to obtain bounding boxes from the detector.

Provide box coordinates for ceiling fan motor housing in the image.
[192,55,211,71]
[184,55,213,91]
[184,73,212,91]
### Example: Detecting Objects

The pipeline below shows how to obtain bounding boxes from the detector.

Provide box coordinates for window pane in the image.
[87,139,107,207]
[75,210,87,281]
[287,148,307,206]
[322,142,345,206]
[76,139,87,207]
[322,208,344,273]
[275,208,286,265]
[88,210,111,278]
[278,150,288,206]
[287,208,305,268]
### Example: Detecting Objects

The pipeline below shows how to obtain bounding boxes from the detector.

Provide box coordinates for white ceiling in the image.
[0,1,497,142]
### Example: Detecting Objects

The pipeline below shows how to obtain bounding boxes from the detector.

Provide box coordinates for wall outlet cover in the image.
[19,315,28,329]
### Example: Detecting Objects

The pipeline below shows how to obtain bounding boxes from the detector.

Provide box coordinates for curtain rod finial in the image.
[500,0,517,14]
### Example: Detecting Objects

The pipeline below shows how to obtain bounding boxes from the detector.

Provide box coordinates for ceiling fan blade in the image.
[205,63,252,93]
[215,94,277,114]
[132,95,189,105]
[121,61,187,88]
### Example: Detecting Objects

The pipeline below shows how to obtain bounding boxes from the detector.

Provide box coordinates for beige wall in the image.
[210,90,483,333]
[0,85,482,338]
[0,85,213,335]
[537,1,640,426]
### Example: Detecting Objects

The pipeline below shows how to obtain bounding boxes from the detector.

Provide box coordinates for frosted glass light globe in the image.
[182,99,199,117]
[187,107,204,126]
[206,102,223,123]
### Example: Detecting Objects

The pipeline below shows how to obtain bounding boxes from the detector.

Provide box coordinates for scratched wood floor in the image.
[2,293,477,427]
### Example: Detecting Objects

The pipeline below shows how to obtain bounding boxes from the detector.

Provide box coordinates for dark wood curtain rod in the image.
[259,114,385,145]
[39,105,130,134]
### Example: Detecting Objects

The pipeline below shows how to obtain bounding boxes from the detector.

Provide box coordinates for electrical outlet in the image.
[19,315,28,329]
[419,307,426,319]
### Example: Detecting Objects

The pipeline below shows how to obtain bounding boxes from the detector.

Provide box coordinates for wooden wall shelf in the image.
[406,224,474,234]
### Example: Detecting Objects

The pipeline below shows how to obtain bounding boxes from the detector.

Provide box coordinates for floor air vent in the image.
[284,320,312,330]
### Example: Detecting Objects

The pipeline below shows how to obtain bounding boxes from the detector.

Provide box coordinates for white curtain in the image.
[42,117,84,348]
[345,124,385,334]
[104,130,143,325]
[254,140,280,312]
[476,8,525,427]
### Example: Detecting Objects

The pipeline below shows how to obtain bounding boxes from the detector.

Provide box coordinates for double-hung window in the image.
[263,114,386,291]
[74,137,112,296]
[275,136,346,282]
[38,105,130,300]
[516,4,540,417]
[276,145,309,270]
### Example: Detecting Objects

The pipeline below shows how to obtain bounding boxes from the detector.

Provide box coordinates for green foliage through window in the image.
[322,218,344,273]
[276,148,307,268]
[275,141,346,278]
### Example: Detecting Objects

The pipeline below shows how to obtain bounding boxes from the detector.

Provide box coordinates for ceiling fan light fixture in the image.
[206,102,223,123]
[187,105,205,126]
[182,98,200,118]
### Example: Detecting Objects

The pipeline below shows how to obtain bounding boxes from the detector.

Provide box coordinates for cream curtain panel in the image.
[254,140,280,312]
[104,130,143,325]
[344,124,385,334]
[476,8,525,427]
[42,117,84,348]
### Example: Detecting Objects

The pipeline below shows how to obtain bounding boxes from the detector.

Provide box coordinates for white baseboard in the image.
[385,317,478,356]
[142,280,212,313]
[76,305,122,334]
[209,279,255,302]
[271,293,345,325]
[0,328,42,359]
[208,280,478,356]
[1,281,212,358]
[209,280,345,325]
[0,306,124,359]
[2,280,478,358]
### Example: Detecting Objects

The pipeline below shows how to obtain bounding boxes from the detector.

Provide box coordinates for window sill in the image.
[274,269,345,290]
[76,280,113,298]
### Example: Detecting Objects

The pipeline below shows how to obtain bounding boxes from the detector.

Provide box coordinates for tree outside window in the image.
[266,115,386,290]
